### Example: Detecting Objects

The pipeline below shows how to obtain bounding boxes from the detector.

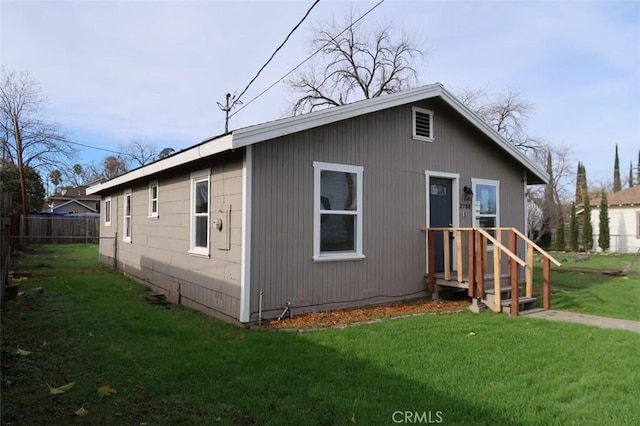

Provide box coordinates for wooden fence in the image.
[21,215,100,244]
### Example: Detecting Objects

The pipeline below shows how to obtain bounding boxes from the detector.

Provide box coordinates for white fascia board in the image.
[231,84,443,149]
[87,134,233,195]
[229,83,547,185]
[437,86,549,184]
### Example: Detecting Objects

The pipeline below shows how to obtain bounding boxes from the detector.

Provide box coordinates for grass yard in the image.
[535,252,640,321]
[2,245,639,425]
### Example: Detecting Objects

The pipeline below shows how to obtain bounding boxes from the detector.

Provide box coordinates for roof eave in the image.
[436,86,549,185]
[87,134,234,195]
[231,84,443,149]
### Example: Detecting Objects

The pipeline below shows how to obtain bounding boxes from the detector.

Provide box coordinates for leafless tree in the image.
[457,87,543,154]
[458,87,576,243]
[0,68,74,215]
[122,139,158,167]
[524,143,575,243]
[287,14,425,115]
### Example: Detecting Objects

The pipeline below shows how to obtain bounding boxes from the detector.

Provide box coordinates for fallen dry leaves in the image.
[267,299,469,329]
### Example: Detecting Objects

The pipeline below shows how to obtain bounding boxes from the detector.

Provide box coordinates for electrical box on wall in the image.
[214,204,231,250]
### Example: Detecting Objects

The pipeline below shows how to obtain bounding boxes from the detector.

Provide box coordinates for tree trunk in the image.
[12,115,28,237]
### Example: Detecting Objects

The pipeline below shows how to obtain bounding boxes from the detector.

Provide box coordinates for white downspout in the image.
[240,146,253,323]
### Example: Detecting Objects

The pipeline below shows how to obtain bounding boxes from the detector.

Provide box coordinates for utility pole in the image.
[217,93,242,134]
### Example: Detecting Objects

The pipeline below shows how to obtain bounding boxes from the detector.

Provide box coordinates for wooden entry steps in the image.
[433,273,539,314]
[423,227,561,316]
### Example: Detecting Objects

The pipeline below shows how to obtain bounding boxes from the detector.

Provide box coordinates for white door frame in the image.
[424,171,460,273]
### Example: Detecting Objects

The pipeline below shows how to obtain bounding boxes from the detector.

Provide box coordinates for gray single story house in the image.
[87,83,548,325]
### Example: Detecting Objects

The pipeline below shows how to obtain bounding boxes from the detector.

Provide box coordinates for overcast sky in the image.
[2,0,639,186]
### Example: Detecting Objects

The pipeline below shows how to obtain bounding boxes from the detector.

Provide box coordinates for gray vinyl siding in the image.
[97,151,244,322]
[250,99,529,320]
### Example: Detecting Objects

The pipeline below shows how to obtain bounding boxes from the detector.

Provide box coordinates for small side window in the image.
[189,170,210,256]
[123,190,132,243]
[104,197,112,227]
[149,181,159,218]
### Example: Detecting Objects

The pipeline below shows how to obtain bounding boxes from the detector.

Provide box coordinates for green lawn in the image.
[534,252,640,321]
[549,251,640,273]
[2,245,639,425]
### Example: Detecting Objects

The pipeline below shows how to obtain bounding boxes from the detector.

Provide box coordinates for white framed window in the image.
[123,189,132,243]
[472,179,500,246]
[412,106,434,142]
[189,170,210,256]
[104,197,112,227]
[313,161,364,262]
[149,181,159,218]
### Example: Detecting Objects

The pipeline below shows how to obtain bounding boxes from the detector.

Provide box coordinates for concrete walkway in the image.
[523,309,640,334]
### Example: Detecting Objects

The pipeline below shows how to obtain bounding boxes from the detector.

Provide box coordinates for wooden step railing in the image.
[422,227,561,316]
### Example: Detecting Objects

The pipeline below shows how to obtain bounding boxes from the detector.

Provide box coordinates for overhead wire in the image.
[234,0,321,105]
[65,139,124,156]
[229,0,385,119]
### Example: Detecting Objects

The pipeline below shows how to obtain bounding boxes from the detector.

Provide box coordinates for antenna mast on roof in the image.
[217,92,242,134]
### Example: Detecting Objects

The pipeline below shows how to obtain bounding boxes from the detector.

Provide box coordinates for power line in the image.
[229,0,385,120]
[65,139,123,156]
[234,0,321,105]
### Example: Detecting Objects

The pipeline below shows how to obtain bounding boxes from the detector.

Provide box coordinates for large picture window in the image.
[472,178,500,231]
[313,161,364,261]
[123,190,132,243]
[189,170,210,256]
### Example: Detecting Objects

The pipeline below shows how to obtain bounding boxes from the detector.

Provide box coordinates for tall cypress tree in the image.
[569,202,578,251]
[582,192,593,252]
[555,207,566,251]
[630,161,634,188]
[598,190,610,252]
[575,162,583,204]
[613,145,621,192]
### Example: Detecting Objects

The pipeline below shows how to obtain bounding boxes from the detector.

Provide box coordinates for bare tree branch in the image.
[122,139,158,167]
[287,14,425,115]
[1,68,75,216]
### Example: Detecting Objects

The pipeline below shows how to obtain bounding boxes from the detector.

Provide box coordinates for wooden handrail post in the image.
[493,247,501,312]
[509,230,519,316]
[443,230,451,281]
[543,258,551,309]
[526,245,534,298]
[476,231,485,297]
[456,230,463,283]
[468,230,475,297]
[428,230,436,293]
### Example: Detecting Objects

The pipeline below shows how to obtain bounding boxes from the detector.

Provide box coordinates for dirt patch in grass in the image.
[265,298,470,330]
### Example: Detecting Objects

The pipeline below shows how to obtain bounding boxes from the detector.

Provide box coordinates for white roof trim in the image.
[230,83,546,183]
[231,84,442,148]
[88,83,548,195]
[87,134,233,194]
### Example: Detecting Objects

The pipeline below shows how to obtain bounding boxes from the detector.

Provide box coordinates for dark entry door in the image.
[429,177,453,273]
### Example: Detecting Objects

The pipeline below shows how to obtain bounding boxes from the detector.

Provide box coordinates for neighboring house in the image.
[47,186,101,216]
[87,83,548,325]
[590,185,640,253]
